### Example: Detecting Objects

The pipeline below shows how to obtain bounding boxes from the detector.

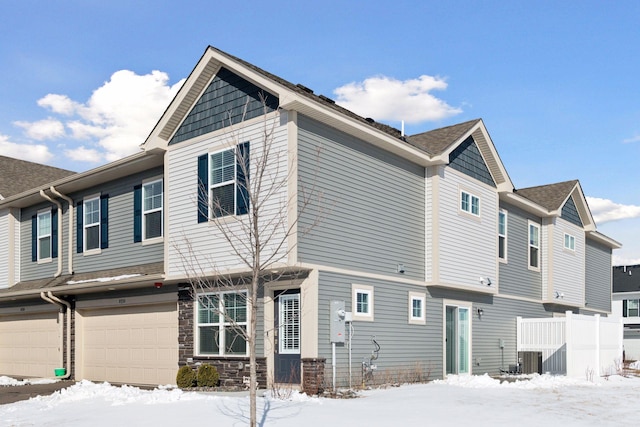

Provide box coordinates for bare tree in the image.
[175,98,323,427]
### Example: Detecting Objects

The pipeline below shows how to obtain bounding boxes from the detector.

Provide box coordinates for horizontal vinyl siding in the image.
[317,271,441,385]
[498,202,542,299]
[550,218,585,306]
[166,113,288,277]
[20,168,164,281]
[585,238,612,312]
[436,167,497,288]
[297,115,425,280]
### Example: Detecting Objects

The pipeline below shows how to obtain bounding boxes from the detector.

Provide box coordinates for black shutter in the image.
[623,300,628,317]
[100,194,109,249]
[76,202,83,253]
[236,141,250,215]
[133,185,142,242]
[197,154,209,223]
[51,208,58,259]
[31,215,37,262]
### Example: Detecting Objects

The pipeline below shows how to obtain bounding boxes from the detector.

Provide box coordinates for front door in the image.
[445,305,470,375]
[274,290,301,383]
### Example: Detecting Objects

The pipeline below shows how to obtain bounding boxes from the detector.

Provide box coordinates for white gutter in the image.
[49,186,74,275]
[40,292,70,378]
[39,189,63,278]
[47,291,72,379]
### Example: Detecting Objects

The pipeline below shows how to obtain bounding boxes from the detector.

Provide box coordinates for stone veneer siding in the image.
[178,287,267,388]
[302,358,325,395]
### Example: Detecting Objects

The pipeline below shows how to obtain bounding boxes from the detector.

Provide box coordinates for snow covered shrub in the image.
[176,365,197,388]
[196,363,219,387]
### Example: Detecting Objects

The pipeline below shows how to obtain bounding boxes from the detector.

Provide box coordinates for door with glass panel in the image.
[445,305,470,375]
[274,290,301,383]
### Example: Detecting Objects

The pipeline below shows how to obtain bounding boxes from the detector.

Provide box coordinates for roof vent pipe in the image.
[39,189,63,278]
[401,120,405,137]
[49,186,74,275]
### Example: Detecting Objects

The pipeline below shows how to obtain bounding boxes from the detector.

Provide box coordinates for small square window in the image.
[352,284,374,321]
[460,190,480,216]
[409,292,426,325]
[564,233,575,251]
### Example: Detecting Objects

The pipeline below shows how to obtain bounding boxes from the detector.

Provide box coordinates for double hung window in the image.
[37,210,52,260]
[197,291,248,356]
[528,222,540,270]
[498,210,507,261]
[143,180,163,240]
[84,197,101,251]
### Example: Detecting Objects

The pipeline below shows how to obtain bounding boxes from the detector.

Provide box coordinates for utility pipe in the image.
[47,291,72,380]
[39,190,63,278]
[49,186,74,275]
[40,292,66,378]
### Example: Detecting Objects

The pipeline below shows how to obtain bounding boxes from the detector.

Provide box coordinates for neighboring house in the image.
[0,46,621,390]
[613,265,640,360]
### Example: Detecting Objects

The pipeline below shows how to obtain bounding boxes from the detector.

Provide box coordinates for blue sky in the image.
[2,1,640,264]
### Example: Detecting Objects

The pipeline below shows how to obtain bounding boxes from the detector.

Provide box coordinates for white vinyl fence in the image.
[517,312,623,378]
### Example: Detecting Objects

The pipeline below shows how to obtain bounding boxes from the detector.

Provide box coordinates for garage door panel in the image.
[0,311,60,378]
[80,303,177,386]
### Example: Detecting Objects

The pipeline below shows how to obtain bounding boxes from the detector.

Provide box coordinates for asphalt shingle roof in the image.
[515,180,578,211]
[405,119,481,156]
[0,155,75,198]
[613,265,640,293]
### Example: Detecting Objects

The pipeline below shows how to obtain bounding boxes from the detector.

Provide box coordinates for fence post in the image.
[594,314,600,376]
[565,311,572,376]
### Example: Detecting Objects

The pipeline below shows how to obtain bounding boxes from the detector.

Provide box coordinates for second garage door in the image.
[78,302,177,386]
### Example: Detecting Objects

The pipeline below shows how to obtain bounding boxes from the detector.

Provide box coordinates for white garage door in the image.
[79,303,177,386]
[0,310,60,378]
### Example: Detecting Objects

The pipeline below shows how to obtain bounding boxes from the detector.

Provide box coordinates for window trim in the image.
[528,220,540,271]
[563,233,575,252]
[409,292,426,325]
[142,177,163,243]
[460,189,480,217]
[352,284,374,322]
[83,194,101,255]
[37,208,52,262]
[195,290,249,357]
[498,209,507,262]
[625,299,640,318]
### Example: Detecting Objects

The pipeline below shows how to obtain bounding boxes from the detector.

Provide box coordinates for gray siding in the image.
[498,202,542,299]
[317,271,441,385]
[20,167,164,281]
[585,238,612,312]
[297,115,425,280]
[170,67,279,145]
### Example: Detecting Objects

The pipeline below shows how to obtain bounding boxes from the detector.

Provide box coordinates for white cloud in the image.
[64,146,102,163]
[333,75,462,124]
[13,118,65,140]
[37,94,80,116]
[17,70,185,163]
[587,196,640,224]
[0,133,53,163]
[623,135,640,144]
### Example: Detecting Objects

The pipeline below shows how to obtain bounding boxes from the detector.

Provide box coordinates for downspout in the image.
[39,189,63,278]
[47,291,72,380]
[40,292,68,378]
[49,186,74,275]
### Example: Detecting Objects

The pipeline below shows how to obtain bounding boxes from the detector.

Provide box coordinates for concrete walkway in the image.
[0,381,73,405]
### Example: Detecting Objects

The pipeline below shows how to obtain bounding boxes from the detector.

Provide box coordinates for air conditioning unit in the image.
[518,351,542,374]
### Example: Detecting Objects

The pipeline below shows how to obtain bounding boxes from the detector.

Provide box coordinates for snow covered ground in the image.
[1,374,638,426]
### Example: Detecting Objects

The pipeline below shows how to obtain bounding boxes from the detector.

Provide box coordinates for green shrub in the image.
[176,365,196,388]
[196,363,219,387]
